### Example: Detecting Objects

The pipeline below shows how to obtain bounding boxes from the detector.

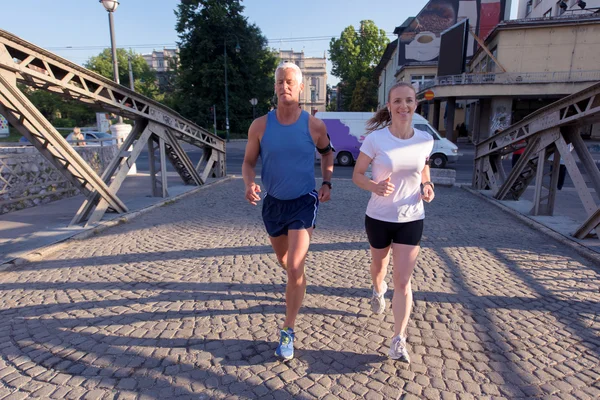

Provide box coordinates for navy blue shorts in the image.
[262,190,319,237]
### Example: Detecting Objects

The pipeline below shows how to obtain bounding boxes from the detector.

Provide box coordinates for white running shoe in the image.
[371,280,387,314]
[389,334,410,363]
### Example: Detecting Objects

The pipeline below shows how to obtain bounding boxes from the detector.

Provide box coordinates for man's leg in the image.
[269,235,288,270]
[282,227,313,329]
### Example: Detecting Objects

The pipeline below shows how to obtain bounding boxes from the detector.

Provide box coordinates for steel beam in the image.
[0,74,126,214]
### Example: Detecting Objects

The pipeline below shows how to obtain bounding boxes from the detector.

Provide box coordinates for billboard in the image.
[438,19,469,76]
[397,0,506,65]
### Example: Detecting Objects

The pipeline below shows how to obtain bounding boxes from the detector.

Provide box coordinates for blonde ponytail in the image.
[366,108,392,133]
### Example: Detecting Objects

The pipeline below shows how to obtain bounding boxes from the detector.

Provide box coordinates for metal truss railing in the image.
[474,81,600,239]
[419,70,600,92]
[0,29,226,226]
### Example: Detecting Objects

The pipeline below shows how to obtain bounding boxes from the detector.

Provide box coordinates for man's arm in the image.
[310,117,333,182]
[310,116,334,201]
[242,117,265,205]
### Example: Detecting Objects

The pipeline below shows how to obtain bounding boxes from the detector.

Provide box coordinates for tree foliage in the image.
[85,48,161,100]
[174,0,278,134]
[329,20,388,111]
[19,84,96,128]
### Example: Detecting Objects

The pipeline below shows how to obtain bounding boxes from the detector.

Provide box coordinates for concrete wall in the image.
[489,97,513,133]
[0,145,118,215]
[477,99,493,141]
[377,46,399,109]
[473,21,600,74]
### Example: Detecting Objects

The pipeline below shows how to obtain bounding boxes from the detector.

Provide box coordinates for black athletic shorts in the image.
[365,215,424,248]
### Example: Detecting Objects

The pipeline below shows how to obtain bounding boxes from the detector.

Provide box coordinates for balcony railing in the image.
[419,70,600,92]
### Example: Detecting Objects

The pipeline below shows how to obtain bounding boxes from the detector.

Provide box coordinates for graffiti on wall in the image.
[490,105,510,133]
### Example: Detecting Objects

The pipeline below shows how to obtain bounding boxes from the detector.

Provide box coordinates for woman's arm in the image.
[352,152,394,196]
[421,164,435,203]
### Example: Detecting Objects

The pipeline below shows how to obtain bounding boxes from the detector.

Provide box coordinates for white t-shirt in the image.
[360,126,434,223]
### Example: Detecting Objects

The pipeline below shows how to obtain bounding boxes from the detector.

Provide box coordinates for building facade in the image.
[517,0,600,19]
[375,1,513,139]
[419,14,600,142]
[142,48,179,89]
[278,50,327,114]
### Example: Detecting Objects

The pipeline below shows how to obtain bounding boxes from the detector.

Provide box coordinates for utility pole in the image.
[127,55,134,91]
[212,105,217,136]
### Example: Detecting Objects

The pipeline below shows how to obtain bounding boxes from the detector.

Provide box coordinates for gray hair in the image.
[275,61,303,84]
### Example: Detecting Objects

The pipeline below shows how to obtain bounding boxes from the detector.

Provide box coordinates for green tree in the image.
[19,84,96,128]
[175,0,278,135]
[329,20,388,111]
[85,48,161,99]
[349,77,378,112]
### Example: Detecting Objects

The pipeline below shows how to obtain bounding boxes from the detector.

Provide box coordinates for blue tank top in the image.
[260,110,316,200]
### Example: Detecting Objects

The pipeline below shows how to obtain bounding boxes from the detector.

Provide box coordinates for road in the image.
[135,140,580,188]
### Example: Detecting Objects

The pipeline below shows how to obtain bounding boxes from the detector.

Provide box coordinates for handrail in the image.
[418,70,600,92]
[0,29,225,153]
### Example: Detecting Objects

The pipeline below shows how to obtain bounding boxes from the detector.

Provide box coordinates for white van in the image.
[314,111,460,168]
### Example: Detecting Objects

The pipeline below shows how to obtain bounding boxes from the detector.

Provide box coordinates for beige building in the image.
[142,48,179,88]
[518,0,600,19]
[419,14,600,142]
[278,50,327,114]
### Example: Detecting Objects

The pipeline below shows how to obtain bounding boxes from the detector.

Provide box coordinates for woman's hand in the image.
[421,184,435,202]
[374,177,395,197]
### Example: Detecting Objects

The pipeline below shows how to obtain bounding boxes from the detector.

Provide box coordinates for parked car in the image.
[66,131,116,146]
[314,111,460,168]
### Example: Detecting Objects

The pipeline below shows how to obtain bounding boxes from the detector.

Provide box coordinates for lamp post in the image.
[249,98,257,119]
[224,37,240,143]
[99,0,122,124]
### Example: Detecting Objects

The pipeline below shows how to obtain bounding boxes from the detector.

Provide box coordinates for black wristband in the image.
[322,181,332,189]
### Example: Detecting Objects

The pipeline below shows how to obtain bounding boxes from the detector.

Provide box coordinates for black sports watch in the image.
[322,181,332,189]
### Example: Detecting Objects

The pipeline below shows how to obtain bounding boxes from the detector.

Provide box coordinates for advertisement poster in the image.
[397,0,505,65]
[0,114,9,137]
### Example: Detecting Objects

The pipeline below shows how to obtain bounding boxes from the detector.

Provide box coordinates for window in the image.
[526,0,533,15]
[411,75,436,91]
[414,124,440,140]
[544,8,552,17]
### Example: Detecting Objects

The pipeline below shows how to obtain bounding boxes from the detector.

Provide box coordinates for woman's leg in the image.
[371,245,391,294]
[391,243,420,337]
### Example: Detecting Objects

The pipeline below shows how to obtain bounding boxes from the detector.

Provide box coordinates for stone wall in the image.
[0,145,118,215]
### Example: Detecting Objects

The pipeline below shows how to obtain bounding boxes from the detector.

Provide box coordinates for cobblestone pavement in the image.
[0,178,599,400]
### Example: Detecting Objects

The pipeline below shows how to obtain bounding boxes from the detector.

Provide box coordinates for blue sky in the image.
[1,0,518,85]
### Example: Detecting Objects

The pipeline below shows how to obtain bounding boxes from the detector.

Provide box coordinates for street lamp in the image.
[249,98,258,119]
[99,0,123,124]
[224,37,240,143]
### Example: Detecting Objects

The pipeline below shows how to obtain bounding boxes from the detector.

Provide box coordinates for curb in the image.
[1,176,234,271]
[458,183,600,266]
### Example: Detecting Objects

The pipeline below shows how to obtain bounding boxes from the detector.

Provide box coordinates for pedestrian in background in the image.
[71,127,86,146]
